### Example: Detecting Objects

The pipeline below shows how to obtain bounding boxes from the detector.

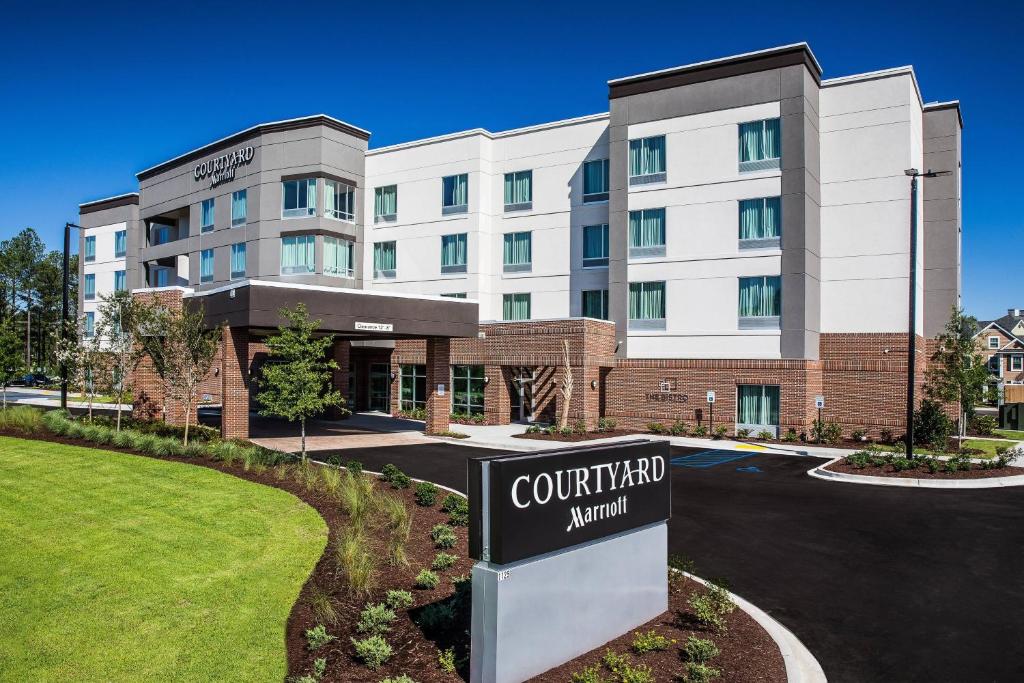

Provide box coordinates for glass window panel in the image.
[737,385,780,427]
[503,170,532,206]
[582,289,609,320]
[628,281,665,320]
[375,185,398,218]
[114,270,126,292]
[282,178,317,217]
[582,224,609,262]
[502,293,530,321]
[739,119,781,162]
[738,276,782,317]
[114,230,126,257]
[280,235,315,274]
[84,236,96,261]
[628,208,665,247]
[84,274,95,299]
[442,174,468,208]
[324,236,353,278]
[451,365,485,415]
[583,159,610,201]
[231,190,247,226]
[201,198,215,231]
[200,248,214,282]
[629,136,666,177]
[502,232,531,265]
[374,241,397,276]
[441,233,468,267]
[230,243,246,279]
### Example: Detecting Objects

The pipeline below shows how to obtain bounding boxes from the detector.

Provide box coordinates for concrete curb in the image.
[677,571,826,683]
[808,457,1024,489]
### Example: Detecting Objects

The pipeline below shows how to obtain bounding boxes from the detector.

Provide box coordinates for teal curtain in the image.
[629,136,665,177]
[629,208,665,247]
[231,243,246,278]
[503,232,531,265]
[737,385,780,426]
[375,185,397,217]
[374,241,397,272]
[502,294,530,321]
[441,234,467,266]
[281,235,314,273]
[441,292,467,299]
[583,159,609,196]
[325,237,352,276]
[200,249,214,282]
[629,282,665,319]
[738,276,781,317]
[443,174,468,207]
[739,197,781,239]
[582,290,608,319]
[84,274,95,299]
[114,270,126,292]
[232,190,246,226]
[583,224,608,259]
[84,236,96,261]
[201,199,215,229]
[84,312,95,338]
[283,179,316,216]
[504,171,532,205]
[325,181,354,220]
[739,119,781,162]
[114,230,126,257]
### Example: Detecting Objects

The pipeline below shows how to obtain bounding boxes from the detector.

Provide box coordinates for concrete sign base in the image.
[470,522,667,683]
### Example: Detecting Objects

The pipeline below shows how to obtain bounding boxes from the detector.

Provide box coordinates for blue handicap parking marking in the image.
[671,450,754,469]
[736,465,762,473]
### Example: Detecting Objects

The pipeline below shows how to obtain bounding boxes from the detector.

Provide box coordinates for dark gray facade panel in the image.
[922,106,962,337]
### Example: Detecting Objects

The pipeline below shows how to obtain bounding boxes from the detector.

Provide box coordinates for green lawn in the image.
[994,429,1024,441]
[0,437,326,682]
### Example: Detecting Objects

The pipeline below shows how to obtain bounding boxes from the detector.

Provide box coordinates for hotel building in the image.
[78,43,962,439]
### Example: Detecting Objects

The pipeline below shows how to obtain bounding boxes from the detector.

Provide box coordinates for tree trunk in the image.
[558,340,573,430]
[2,386,6,409]
[183,400,191,446]
[301,418,307,460]
[115,389,122,432]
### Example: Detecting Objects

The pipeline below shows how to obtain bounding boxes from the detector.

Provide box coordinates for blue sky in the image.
[0,0,1018,319]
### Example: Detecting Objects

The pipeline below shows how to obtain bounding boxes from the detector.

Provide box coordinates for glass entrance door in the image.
[508,368,535,423]
[369,363,391,412]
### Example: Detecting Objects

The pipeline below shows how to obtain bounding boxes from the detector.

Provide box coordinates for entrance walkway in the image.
[247,412,434,454]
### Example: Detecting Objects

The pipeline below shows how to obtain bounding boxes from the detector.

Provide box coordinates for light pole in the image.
[902,169,950,459]
[61,222,84,410]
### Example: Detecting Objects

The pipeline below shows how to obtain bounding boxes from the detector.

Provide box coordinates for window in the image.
[739,118,781,172]
[84,312,95,338]
[989,355,1001,372]
[374,241,397,279]
[400,364,426,411]
[84,274,96,300]
[114,270,126,292]
[1013,355,1023,372]
[200,248,214,283]
[451,365,485,415]
[152,224,171,245]
[441,233,468,273]
[502,293,531,321]
[114,230,126,257]
[988,336,1000,349]
[230,243,246,279]
[375,185,397,221]
[441,174,468,214]
[231,190,247,227]
[583,159,610,203]
[739,276,781,328]
[324,179,355,221]
[629,208,666,258]
[582,289,609,320]
[281,235,315,274]
[629,135,666,184]
[503,232,532,273]
[282,178,317,218]
[739,197,781,247]
[201,198,215,232]
[736,385,780,436]
[441,292,467,299]
[150,268,169,287]
[84,236,96,262]
[324,237,353,278]
[583,224,609,268]
[628,281,665,330]
[504,170,532,211]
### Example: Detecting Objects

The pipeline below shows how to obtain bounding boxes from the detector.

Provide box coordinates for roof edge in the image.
[823,66,923,109]
[924,100,963,128]
[79,192,140,215]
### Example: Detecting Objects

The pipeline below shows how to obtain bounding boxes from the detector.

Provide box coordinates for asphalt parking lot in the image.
[321,440,1024,682]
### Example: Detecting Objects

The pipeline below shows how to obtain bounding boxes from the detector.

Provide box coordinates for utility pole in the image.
[60,222,82,410]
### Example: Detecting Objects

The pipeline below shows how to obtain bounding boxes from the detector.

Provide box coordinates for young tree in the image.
[0,318,25,408]
[160,304,221,446]
[925,305,990,442]
[257,303,344,459]
[54,317,106,422]
[557,339,574,429]
[96,290,148,432]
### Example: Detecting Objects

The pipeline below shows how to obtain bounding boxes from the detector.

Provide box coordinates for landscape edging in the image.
[808,457,1024,489]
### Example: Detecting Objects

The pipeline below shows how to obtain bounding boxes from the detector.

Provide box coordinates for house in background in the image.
[974,309,1024,385]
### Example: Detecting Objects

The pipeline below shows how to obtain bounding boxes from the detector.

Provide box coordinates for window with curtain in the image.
[629,208,666,257]
[200,248,214,283]
[502,232,532,272]
[441,292,467,299]
[583,159,610,202]
[738,197,782,246]
[374,241,397,278]
[282,178,317,218]
[629,281,665,326]
[84,236,96,262]
[201,198,215,232]
[582,224,609,268]
[502,293,531,321]
[400,364,427,411]
[114,230,126,257]
[230,243,246,279]
[324,179,355,221]
[84,274,95,299]
[736,385,780,433]
[1013,355,1023,372]
[738,118,781,171]
[738,276,781,324]
[231,190,247,226]
[628,136,666,183]
[442,174,468,213]
[84,312,95,338]
[280,235,315,274]
[152,224,171,246]
[375,185,398,220]
[114,270,126,292]
[441,233,468,273]
[451,365,485,415]
[151,268,169,287]
[324,237,353,278]
[503,170,533,210]
[582,289,609,320]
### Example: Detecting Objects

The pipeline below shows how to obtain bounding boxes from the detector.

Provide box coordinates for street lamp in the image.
[903,169,950,459]
[61,222,84,410]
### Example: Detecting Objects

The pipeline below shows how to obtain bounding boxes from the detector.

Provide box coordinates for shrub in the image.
[812,419,842,445]
[683,636,720,663]
[631,630,672,654]
[545,425,558,436]
[431,523,457,549]
[559,425,574,436]
[111,429,134,449]
[914,399,954,450]
[438,647,456,673]
[753,430,771,441]
[573,420,588,435]
[570,664,609,683]
[416,600,457,630]
[685,662,721,683]
[601,649,631,674]
[646,422,666,434]
[0,406,44,435]
[851,428,867,442]
[305,624,335,650]
[431,552,457,571]
[319,467,342,497]
[735,427,751,439]
[64,420,86,440]
[415,569,440,590]
[847,451,871,469]
[711,425,728,440]
[313,657,327,679]
[380,463,411,489]
[997,445,1023,468]
[525,424,542,434]
[351,635,392,670]
[691,425,708,438]
[441,494,461,514]
[597,417,617,432]
[379,676,417,683]
[385,589,414,611]
[445,497,469,526]
[357,602,396,636]
[346,460,363,476]
[688,582,734,634]
[618,664,654,683]
[309,585,338,626]
[670,421,689,436]
[377,491,412,566]
[879,427,894,444]
[336,527,376,596]
[969,414,997,437]
[136,433,162,455]
[414,481,439,506]
[782,428,798,442]
[339,470,375,524]
[42,408,71,434]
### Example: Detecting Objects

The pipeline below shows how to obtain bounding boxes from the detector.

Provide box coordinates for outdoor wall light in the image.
[483,376,490,385]
[591,380,598,389]
[389,371,397,381]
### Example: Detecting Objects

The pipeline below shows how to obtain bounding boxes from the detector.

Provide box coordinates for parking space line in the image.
[671,450,754,469]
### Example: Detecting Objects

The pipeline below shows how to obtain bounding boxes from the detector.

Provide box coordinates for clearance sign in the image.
[468,440,671,565]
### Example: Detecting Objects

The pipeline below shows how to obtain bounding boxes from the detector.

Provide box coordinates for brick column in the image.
[328,339,350,419]
[483,364,510,425]
[221,326,249,440]
[425,338,451,435]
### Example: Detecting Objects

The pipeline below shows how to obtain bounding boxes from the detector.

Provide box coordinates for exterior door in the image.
[509,368,535,423]
[369,363,391,412]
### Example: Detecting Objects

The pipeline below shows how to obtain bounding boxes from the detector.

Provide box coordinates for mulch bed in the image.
[513,429,643,443]
[825,458,1020,479]
[1,427,788,682]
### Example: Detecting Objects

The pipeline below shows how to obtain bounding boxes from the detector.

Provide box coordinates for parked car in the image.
[21,373,51,387]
